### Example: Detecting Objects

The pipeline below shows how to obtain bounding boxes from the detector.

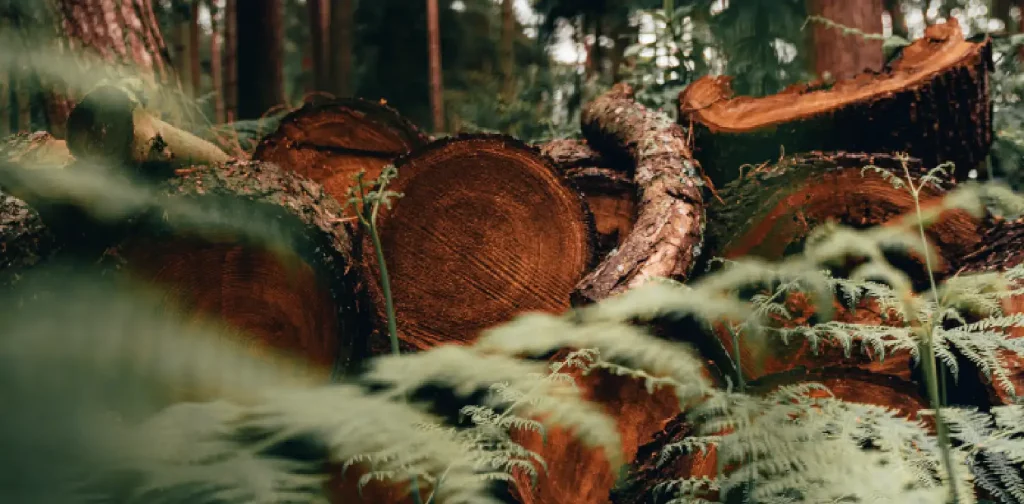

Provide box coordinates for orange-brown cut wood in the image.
[679,18,992,185]
[253,97,428,207]
[362,134,594,353]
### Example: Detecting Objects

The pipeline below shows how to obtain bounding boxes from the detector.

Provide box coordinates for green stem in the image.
[369,219,400,355]
[908,168,958,503]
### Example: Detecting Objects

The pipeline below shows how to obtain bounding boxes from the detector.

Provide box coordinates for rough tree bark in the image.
[362,135,594,353]
[541,138,637,258]
[679,18,992,185]
[806,0,885,80]
[253,97,428,203]
[47,0,177,135]
[236,0,284,119]
[574,83,705,304]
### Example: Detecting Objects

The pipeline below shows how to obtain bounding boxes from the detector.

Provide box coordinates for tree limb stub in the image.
[680,18,992,185]
[66,84,230,173]
[574,83,705,304]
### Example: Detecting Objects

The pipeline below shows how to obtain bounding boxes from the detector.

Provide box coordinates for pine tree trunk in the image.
[224,0,238,120]
[329,0,354,97]
[210,6,225,123]
[236,0,285,119]
[426,0,445,132]
[307,0,329,92]
[188,2,201,99]
[806,0,885,80]
[883,0,908,39]
[46,0,176,134]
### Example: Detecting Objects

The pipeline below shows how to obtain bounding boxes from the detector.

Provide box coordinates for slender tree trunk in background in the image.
[224,0,238,120]
[501,0,515,101]
[307,0,328,91]
[48,0,175,135]
[883,0,908,39]
[329,0,353,97]
[210,5,225,123]
[15,72,31,132]
[188,3,201,98]
[427,0,445,132]
[806,0,884,80]
[236,0,284,119]
[172,11,189,93]
[0,18,9,137]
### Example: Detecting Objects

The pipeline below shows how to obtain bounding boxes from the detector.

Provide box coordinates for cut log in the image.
[0,131,73,167]
[574,83,705,304]
[701,152,984,282]
[253,98,429,205]
[65,85,230,173]
[679,18,992,185]
[611,370,930,504]
[0,191,58,288]
[105,160,365,372]
[511,364,685,504]
[958,216,1024,406]
[540,139,637,257]
[362,135,594,353]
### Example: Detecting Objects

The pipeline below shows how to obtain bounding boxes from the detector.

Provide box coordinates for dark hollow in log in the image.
[540,139,638,258]
[611,371,930,504]
[109,160,364,372]
[701,152,984,282]
[363,135,594,353]
[679,18,992,186]
[253,98,429,206]
[575,83,705,304]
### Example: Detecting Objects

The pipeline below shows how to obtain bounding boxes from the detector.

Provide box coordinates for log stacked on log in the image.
[541,138,637,257]
[680,18,992,185]
[253,98,429,203]
[108,160,365,372]
[362,135,595,353]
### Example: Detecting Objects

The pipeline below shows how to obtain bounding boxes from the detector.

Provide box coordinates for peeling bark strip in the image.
[702,152,984,281]
[110,160,365,373]
[541,139,637,257]
[574,83,705,304]
[363,134,594,353]
[253,98,428,205]
[680,18,992,185]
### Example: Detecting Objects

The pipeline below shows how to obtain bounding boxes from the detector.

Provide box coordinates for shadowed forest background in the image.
[3,0,1024,188]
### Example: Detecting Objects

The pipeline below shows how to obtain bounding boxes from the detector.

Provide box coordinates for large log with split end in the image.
[253,98,429,204]
[540,139,637,257]
[679,18,992,186]
[701,151,984,282]
[105,160,364,372]
[362,135,594,353]
[574,83,705,304]
[611,370,930,504]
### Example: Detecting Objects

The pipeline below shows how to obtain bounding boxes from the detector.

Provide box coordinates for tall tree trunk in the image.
[236,0,284,120]
[307,0,328,91]
[172,9,189,93]
[48,0,176,134]
[224,0,238,120]
[426,0,445,132]
[806,0,885,80]
[501,0,515,101]
[883,0,908,39]
[210,3,225,123]
[188,2,201,98]
[329,0,353,97]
